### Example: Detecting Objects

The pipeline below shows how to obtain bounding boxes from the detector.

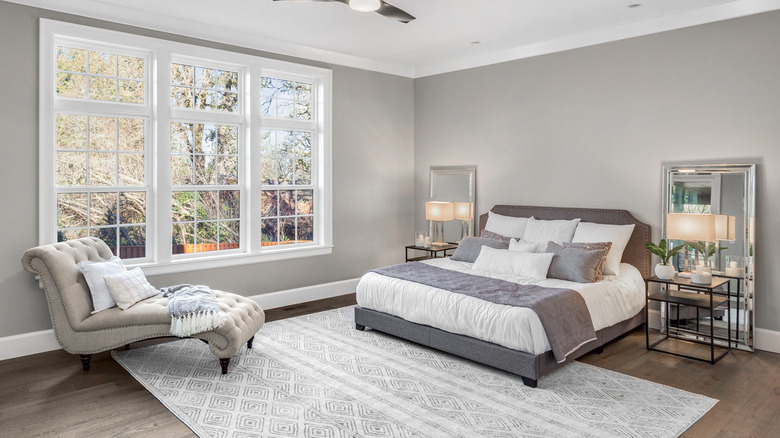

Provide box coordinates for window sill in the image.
[129,244,333,277]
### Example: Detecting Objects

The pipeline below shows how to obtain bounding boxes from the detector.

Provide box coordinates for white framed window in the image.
[40,20,332,275]
[259,74,317,248]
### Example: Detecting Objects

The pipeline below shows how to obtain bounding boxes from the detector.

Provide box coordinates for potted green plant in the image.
[688,241,727,266]
[645,239,686,280]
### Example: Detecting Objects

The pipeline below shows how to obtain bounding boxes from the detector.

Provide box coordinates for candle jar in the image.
[414,231,426,247]
[724,255,744,278]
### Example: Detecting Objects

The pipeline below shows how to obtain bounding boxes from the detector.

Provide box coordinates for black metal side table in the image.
[405,244,458,262]
[646,275,731,364]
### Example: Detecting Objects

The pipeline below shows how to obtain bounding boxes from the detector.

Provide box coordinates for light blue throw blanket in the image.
[160,284,227,337]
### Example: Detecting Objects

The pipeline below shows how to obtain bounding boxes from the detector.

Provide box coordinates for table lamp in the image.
[425,201,454,246]
[453,202,473,241]
[666,213,716,284]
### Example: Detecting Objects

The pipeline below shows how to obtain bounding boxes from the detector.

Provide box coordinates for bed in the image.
[354,205,651,387]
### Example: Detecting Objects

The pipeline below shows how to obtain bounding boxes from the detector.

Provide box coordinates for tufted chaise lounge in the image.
[21,237,265,374]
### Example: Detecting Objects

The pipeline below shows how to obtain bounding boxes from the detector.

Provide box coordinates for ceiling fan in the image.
[273,0,415,23]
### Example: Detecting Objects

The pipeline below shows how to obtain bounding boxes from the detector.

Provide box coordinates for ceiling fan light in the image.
[349,0,381,12]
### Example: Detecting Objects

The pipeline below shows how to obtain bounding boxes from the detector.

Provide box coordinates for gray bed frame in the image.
[354,205,651,388]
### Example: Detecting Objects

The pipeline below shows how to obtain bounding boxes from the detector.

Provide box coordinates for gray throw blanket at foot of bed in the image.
[371,262,597,363]
[160,284,227,337]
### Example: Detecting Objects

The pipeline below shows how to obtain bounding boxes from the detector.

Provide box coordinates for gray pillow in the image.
[451,237,509,263]
[542,241,609,283]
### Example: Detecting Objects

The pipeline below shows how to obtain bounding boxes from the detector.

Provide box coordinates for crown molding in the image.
[414,0,780,77]
[4,0,416,77]
[4,0,780,78]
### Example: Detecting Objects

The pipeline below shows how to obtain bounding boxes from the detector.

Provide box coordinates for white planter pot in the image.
[655,263,676,280]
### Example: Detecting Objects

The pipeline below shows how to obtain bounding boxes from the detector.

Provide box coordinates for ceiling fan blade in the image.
[376,1,415,23]
[272,0,347,3]
[273,0,413,23]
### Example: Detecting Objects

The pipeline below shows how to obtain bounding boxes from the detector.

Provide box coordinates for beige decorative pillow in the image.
[104,268,159,310]
[480,229,511,243]
[560,241,613,281]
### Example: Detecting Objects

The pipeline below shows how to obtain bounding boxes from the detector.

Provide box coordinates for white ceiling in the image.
[8,0,780,77]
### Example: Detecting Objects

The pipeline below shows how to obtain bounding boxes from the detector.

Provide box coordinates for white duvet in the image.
[356,258,645,356]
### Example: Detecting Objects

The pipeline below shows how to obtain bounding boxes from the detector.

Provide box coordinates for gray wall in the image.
[414,11,780,331]
[0,1,414,337]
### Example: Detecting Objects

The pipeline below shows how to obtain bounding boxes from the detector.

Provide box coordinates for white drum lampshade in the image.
[425,201,454,222]
[666,213,716,243]
[453,202,473,221]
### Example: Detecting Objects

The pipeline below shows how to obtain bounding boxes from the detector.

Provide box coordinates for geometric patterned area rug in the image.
[113,306,716,438]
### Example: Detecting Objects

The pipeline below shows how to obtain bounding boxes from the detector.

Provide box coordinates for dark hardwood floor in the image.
[1,293,778,437]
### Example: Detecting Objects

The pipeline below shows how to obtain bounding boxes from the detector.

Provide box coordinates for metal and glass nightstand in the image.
[405,244,458,262]
[646,275,731,364]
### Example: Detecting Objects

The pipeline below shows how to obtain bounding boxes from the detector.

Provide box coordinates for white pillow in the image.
[508,239,542,253]
[472,245,554,280]
[104,268,159,310]
[484,211,531,239]
[572,222,635,276]
[78,256,126,313]
[522,218,581,243]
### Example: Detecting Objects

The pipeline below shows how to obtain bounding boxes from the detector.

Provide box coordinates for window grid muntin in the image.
[55,45,146,104]
[171,189,240,255]
[55,113,147,188]
[260,187,314,246]
[56,188,149,259]
[260,76,313,120]
[170,61,241,113]
[260,129,313,186]
[170,120,240,187]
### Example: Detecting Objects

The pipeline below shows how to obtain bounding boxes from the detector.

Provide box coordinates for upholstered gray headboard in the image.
[478,205,651,279]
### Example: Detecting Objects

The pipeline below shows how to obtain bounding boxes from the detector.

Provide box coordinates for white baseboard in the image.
[755,328,780,354]
[0,329,60,362]
[0,278,360,362]
[249,278,359,310]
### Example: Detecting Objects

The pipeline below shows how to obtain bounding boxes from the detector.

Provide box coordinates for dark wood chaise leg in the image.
[220,358,230,374]
[79,354,92,372]
[592,346,604,355]
[247,336,254,349]
[521,376,537,388]
[355,323,366,331]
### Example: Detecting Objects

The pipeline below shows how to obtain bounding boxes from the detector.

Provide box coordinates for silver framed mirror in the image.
[429,166,476,243]
[662,162,756,351]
